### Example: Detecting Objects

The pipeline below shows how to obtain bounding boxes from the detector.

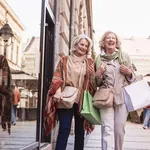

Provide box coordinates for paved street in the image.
[66,121,150,150]
[0,121,150,150]
[0,121,36,150]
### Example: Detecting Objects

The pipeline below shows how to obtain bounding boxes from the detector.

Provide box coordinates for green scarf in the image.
[95,49,129,70]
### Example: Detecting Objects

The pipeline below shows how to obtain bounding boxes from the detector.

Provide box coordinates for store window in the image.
[0,0,41,149]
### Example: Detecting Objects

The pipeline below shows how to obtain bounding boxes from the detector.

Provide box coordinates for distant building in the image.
[0,0,25,70]
[121,37,150,76]
[21,36,40,77]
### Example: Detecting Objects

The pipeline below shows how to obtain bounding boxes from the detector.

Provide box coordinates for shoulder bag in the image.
[93,60,116,109]
[93,87,114,109]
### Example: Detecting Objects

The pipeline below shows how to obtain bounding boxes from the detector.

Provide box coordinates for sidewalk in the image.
[66,121,150,150]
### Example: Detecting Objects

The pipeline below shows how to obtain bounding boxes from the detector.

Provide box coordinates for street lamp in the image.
[0,13,14,56]
[0,23,13,42]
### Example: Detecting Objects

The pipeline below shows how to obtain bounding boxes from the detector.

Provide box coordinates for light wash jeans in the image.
[100,104,128,150]
[11,105,17,124]
[143,109,150,127]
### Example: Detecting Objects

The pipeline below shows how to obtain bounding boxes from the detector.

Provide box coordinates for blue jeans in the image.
[56,103,85,150]
[11,105,17,124]
[143,109,150,127]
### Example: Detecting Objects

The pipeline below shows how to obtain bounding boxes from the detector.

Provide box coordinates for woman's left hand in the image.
[120,64,132,77]
[86,63,95,76]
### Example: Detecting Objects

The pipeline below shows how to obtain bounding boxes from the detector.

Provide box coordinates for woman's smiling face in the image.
[74,39,89,57]
[104,32,117,53]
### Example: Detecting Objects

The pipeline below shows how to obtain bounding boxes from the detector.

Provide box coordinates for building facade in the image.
[21,36,40,77]
[21,0,94,83]
[49,0,94,60]
[0,0,24,70]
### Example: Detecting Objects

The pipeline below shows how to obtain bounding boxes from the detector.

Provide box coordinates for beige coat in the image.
[96,53,135,105]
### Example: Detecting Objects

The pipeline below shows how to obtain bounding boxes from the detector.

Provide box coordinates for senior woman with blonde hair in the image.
[44,34,96,150]
[95,31,135,150]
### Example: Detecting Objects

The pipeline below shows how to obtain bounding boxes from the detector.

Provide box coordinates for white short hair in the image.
[70,34,93,54]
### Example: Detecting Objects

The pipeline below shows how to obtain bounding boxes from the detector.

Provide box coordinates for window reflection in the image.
[0,0,40,149]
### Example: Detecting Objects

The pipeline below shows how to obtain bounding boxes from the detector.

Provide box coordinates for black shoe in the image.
[143,126,148,129]
[12,122,16,126]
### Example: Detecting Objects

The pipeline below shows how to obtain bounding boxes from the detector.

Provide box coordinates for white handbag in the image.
[60,86,79,108]
[124,80,150,112]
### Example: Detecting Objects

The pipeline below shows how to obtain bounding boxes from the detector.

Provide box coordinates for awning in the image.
[12,73,37,80]
[11,73,38,90]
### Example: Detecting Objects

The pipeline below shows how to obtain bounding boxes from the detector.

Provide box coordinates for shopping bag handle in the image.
[85,74,90,91]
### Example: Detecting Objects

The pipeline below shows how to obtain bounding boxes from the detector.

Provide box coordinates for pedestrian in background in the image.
[0,55,14,134]
[11,86,20,125]
[44,34,96,150]
[143,105,150,129]
[95,31,135,150]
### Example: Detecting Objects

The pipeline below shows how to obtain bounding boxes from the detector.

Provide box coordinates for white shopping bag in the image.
[124,80,150,112]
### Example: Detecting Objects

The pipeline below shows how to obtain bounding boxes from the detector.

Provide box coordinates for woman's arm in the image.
[120,53,136,83]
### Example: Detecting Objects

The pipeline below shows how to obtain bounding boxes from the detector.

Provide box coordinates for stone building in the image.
[0,0,24,70]
[21,0,94,83]
[49,0,94,60]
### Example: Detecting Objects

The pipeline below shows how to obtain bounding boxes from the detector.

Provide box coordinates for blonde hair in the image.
[99,31,121,50]
[70,34,93,54]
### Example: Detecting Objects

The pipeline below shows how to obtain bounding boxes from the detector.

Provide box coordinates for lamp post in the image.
[0,22,14,56]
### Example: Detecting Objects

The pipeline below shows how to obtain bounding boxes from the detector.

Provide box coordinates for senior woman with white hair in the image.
[44,34,96,150]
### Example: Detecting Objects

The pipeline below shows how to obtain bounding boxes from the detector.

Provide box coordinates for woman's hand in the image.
[86,62,95,76]
[120,64,132,77]
[53,88,62,103]
[95,63,107,77]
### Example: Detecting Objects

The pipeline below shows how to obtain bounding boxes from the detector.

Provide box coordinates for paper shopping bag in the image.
[81,91,101,125]
[124,80,150,112]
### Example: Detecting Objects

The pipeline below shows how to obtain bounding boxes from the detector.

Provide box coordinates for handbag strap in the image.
[84,59,92,91]
[85,75,89,91]
[84,58,96,91]
[78,63,85,88]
